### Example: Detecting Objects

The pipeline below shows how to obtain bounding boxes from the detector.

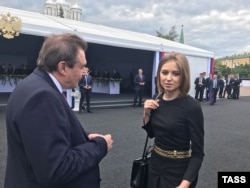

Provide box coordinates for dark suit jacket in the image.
[5,68,107,188]
[209,78,219,90]
[194,77,206,90]
[134,74,146,91]
[205,77,211,89]
[78,74,93,92]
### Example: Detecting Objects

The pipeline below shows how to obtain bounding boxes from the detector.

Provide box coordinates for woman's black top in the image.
[143,94,204,182]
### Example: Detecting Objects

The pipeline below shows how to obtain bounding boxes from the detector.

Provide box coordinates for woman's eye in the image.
[161,71,180,76]
[161,71,168,75]
[173,72,180,76]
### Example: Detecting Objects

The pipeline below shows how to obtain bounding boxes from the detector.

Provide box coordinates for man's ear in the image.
[57,61,67,75]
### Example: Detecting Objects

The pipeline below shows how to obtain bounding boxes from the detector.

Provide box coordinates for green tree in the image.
[215,59,231,76]
[232,64,250,78]
[215,59,250,78]
[156,26,178,41]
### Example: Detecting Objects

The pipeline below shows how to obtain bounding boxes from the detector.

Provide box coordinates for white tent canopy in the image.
[0,6,214,58]
[1,6,214,102]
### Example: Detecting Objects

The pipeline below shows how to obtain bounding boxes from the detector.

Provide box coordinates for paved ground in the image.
[0,95,250,188]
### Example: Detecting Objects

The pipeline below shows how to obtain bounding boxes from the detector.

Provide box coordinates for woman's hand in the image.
[143,99,159,123]
[144,99,159,113]
[176,180,191,188]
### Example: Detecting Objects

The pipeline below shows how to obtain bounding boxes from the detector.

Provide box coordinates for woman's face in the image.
[160,61,181,93]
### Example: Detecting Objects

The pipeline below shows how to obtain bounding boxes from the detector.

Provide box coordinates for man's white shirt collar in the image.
[48,73,63,93]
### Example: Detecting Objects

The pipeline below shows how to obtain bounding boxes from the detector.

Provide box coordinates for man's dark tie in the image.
[62,91,67,100]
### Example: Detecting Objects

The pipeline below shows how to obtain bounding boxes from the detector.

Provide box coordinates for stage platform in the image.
[0,91,151,110]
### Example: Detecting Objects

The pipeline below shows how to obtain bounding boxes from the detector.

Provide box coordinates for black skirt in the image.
[147,150,198,188]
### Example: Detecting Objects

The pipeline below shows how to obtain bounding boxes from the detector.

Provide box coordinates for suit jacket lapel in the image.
[33,68,61,94]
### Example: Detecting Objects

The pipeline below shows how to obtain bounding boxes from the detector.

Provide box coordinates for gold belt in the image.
[153,145,191,159]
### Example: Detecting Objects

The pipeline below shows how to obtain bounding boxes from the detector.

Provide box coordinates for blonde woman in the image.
[143,52,204,188]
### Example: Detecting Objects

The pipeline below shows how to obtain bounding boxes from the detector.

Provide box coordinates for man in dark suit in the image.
[231,75,241,99]
[194,73,206,101]
[223,74,233,98]
[209,74,219,105]
[4,33,113,188]
[133,68,146,107]
[205,73,212,101]
[235,74,242,99]
[79,67,93,113]
[111,68,121,79]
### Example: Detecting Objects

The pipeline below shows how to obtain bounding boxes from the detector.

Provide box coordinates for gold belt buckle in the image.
[173,150,177,158]
[153,145,190,159]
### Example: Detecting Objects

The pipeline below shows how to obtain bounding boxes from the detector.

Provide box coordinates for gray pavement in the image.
[1,97,250,188]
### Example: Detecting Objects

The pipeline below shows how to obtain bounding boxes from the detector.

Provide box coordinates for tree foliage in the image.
[215,59,250,78]
[156,26,178,41]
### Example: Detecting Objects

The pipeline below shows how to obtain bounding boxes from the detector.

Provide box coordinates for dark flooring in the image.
[0,91,151,110]
[0,96,250,188]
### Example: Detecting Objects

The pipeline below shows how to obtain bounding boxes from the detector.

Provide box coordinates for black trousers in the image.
[210,88,218,103]
[218,87,224,98]
[79,89,91,110]
[232,88,239,99]
[195,87,204,101]
[148,151,198,188]
[223,85,231,98]
[133,87,144,106]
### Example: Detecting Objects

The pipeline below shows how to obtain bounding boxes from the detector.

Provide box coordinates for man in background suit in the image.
[194,73,206,101]
[4,33,113,188]
[209,74,219,105]
[79,67,93,113]
[205,73,212,101]
[231,75,241,99]
[133,68,146,107]
[235,74,242,99]
[223,74,232,98]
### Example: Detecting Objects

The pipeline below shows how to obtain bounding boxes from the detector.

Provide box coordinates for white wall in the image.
[150,53,211,98]
[187,56,210,97]
[242,80,250,86]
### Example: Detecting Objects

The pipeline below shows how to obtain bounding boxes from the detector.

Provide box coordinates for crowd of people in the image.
[11,31,249,188]
[88,68,122,79]
[0,63,31,75]
[194,72,242,105]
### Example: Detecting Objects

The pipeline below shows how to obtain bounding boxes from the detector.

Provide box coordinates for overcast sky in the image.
[1,0,250,58]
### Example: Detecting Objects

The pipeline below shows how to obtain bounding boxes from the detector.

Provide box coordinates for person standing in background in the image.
[142,52,204,188]
[209,74,219,105]
[194,73,206,101]
[231,75,240,99]
[102,69,110,79]
[79,67,93,113]
[235,74,242,99]
[4,33,113,188]
[224,74,232,98]
[91,69,100,78]
[133,68,146,107]
[205,73,212,101]
[111,68,121,79]
[218,75,225,98]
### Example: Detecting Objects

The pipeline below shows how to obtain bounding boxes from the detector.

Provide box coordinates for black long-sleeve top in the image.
[143,94,204,182]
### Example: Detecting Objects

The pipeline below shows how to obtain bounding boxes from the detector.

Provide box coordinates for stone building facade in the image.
[44,0,82,21]
[218,53,250,68]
